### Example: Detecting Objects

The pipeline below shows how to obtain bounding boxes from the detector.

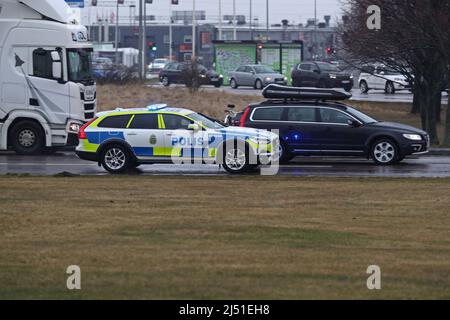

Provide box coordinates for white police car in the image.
[76,104,279,174]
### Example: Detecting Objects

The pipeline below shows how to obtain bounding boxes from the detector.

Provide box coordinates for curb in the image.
[428,148,450,156]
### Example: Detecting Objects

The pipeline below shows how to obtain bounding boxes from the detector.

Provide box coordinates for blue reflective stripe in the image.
[133,147,154,157]
[86,131,125,144]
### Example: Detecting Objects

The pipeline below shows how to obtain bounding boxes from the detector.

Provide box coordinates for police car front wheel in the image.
[101,145,133,174]
[222,147,251,174]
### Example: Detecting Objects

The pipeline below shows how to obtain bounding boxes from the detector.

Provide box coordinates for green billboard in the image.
[214,42,257,85]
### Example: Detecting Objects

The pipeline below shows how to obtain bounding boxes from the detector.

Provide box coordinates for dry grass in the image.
[97,84,447,142]
[1,176,450,299]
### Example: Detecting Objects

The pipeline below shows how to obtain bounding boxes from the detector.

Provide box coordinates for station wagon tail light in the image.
[79,118,97,140]
[240,107,251,127]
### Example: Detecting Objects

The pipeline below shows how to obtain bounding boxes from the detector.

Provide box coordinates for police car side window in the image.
[98,115,132,129]
[163,114,192,130]
[129,114,159,130]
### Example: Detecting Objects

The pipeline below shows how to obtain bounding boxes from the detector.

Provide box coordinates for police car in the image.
[76,105,279,174]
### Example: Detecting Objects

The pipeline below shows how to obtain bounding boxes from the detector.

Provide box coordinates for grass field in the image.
[97,84,447,144]
[1,176,450,299]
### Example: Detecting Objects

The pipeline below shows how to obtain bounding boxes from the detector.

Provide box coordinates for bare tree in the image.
[337,0,450,145]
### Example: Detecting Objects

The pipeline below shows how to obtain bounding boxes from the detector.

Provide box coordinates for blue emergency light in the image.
[147,104,167,111]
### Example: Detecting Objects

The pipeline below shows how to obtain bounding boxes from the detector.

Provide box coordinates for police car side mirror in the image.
[188,123,201,132]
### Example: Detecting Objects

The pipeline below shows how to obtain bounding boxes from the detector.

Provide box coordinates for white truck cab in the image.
[0,0,96,154]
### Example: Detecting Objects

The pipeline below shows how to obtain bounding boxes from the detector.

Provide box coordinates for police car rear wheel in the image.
[101,145,131,174]
[223,148,250,174]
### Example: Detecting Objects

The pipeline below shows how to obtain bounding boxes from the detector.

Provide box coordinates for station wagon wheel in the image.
[101,145,132,174]
[223,146,250,174]
[230,78,238,89]
[371,139,398,165]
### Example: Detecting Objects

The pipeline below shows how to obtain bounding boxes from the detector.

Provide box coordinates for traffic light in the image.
[326,47,335,55]
[91,0,97,6]
[257,44,264,50]
[148,42,157,52]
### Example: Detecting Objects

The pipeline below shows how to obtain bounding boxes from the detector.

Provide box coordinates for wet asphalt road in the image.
[148,82,449,104]
[1,152,450,178]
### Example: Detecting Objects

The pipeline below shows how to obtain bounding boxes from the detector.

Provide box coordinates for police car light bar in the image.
[147,104,168,111]
[262,84,352,101]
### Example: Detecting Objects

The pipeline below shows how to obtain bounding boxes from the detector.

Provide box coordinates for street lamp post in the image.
[169,1,173,61]
[192,0,196,60]
[266,0,269,39]
[115,0,120,64]
[218,0,222,40]
[138,0,143,79]
[250,0,253,40]
[233,0,236,40]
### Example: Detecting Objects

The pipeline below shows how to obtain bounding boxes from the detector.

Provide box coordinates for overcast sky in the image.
[82,0,343,26]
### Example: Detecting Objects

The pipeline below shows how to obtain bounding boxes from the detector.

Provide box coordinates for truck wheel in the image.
[10,120,45,155]
[100,144,133,174]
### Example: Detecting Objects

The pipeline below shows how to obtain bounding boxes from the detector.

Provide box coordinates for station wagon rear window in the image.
[252,108,284,121]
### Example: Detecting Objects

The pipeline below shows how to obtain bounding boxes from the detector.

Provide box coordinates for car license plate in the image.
[342,80,350,84]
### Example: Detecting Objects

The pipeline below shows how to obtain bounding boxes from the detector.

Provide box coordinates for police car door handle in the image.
[165,133,173,136]
[126,132,138,136]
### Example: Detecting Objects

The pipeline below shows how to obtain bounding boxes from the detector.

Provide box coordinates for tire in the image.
[371,139,399,165]
[100,144,133,174]
[230,78,238,89]
[222,143,251,174]
[279,141,294,164]
[254,79,263,90]
[385,81,395,94]
[214,83,222,88]
[360,80,369,93]
[344,86,352,92]
[162,76,170,87]
[10,120,45,155]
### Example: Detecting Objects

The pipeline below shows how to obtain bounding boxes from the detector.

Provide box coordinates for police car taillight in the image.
[79,118,97,140]
[240,107,251,127]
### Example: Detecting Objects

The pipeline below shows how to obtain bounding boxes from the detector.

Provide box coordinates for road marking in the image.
[0,163,96,166]
[280,165,334,168]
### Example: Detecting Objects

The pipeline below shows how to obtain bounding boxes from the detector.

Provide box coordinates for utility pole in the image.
[143,0,147,69]
[233,0,237,40]
[249,0,253,40]
[138,0,143,79]
[192,0,196,60]
[218,0,222,41]
[115,0,119,64]
[266,0,269,39]
[169,1,173,61]
[314,0,317,59]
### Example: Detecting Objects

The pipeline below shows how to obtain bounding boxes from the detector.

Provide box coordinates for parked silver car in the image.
[228,65,288,89]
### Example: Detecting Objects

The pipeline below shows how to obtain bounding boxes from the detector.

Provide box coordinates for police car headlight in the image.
[403,133,422,141]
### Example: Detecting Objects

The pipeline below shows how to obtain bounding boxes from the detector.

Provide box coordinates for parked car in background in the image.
[231,85,429,165]
[92,57,114,79]
[358,65,411,94]
[291,61,353,92]
[159,62,223,87]
[228,65,288,90]
[148,58,170,74]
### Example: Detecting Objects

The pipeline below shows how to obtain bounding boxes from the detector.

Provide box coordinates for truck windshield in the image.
[67,48,94,83]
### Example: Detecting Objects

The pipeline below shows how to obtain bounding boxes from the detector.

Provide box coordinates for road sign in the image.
[65,0,85,8]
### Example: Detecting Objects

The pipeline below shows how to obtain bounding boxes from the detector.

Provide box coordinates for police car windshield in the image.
[188,113,224,129]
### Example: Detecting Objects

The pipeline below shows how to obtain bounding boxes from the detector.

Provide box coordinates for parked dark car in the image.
[159,62,223,88]
[291,61,354,92]
[230,85,429,165]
